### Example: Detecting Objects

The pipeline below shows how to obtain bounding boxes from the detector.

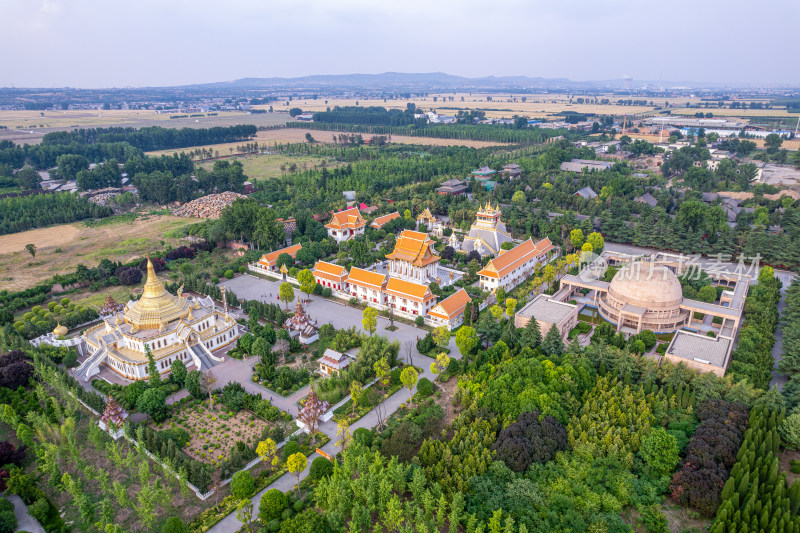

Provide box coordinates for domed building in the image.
[599,262,690,333]
[76,258,240,382]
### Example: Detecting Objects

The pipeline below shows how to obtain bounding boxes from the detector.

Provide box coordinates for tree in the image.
[335,418,352,452]
[276,253,294,270]
[24,243,35,259]
[586,232,605,254]
[765,133,783,153]
[512,190,526,204]
[362,306,378,335]
[400,366,419,406]
[349,380,363,417]
[373,358,391,429]
[640,427,679,477]
[492,410,568,472]
[297,269,316,302]
[430,352,451,377]
[489,305,505,321]
[433,326,450,351]
[310,456,334,481]
[136,388,167,423]
[185,370,203,399]
[287,452,307,496]
[455,326,478,357]
[146,348,161,387]
[230,471,255,500]
[259,489,287,523]
[569,229,584,250]
[161,516,189,533]
[256,439,279,474]
[476,313,502,348]
[236,500,254,533]
[279,282,294,310]
[16,166,41,190]
[520,318,542,349]
[170,359,187,386]
[204,371,217,408]
[541,324,564,356]
[505,298,517,318]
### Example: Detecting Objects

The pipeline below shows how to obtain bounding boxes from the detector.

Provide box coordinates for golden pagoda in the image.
[122,258,191,330]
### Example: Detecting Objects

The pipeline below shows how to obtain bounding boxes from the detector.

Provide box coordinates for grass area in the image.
[0,211,198,291]
[201,153,334,181]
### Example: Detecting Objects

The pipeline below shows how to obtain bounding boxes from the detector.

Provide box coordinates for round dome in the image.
[608,262,683,310]
[53,323,68,337]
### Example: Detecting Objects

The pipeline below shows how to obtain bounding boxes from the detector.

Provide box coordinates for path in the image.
[206,322,450,533]
[6,494,45,533]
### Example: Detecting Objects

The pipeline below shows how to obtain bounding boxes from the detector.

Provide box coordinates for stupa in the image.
[461,202,513,257]
[78,257,240,382]
[99,395,128,439]
[285,301,319,344]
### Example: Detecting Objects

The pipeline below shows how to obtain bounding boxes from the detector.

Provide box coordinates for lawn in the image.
[0,211,199,291]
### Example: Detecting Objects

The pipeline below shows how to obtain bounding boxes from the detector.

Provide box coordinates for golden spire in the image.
[142,257,167,300]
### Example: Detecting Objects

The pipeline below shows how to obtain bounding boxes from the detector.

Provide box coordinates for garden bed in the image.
[156,400,273,466]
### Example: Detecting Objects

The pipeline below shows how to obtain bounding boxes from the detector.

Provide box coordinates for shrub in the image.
[353,427,373,447]
[62,351,78,368]
[293,500,305,512]
[225,269,235,279]
[309,457,333,480]
[415,316,424,327]
[282,440,301,461]
[321,287,332,297]
[416,377,435,398]
[259,489,287,522]
[780,412,800,449]
[161,516,189,533]
[791,460,800,474]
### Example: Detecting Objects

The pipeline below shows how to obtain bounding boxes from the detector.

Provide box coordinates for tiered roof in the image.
[385,230,440,267]
[317,348,351,371]
[478,237,554,279]
[99,292,124,316]
[325,207,366,231]
[101,396,128,429]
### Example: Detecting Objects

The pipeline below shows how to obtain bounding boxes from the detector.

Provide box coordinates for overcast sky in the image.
[2,0,798,88]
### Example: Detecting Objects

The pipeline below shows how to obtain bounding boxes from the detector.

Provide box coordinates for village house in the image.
[253,243,303,273]
[427,288,472,330]
[325,207,366,243]
[316,348,353,376]
[369,211,401,229]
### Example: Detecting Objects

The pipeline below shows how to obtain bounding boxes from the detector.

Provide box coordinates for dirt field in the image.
[672,107,798,118]
[0,213,198,291]
[146,127,503,159]
[719,190,800,201]
[267,95,660,119]
[0,109,292,145]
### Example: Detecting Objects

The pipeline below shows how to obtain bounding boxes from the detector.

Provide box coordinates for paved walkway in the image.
[207,322,452,533]
[6,494,44,533]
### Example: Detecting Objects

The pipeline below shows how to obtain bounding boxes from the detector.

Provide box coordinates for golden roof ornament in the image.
[53,323,68,337]
[280,264,288,274]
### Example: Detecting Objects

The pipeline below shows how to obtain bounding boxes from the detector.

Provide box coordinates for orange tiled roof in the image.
[428,288,471,320]
[313,261,348,281]
[325,207,366,230]
[347,267,387,289]
[478,238,552,279]
[385,229,440,267]
[385,277,434,302]
[370,212,401,228]
[257,243,303,267]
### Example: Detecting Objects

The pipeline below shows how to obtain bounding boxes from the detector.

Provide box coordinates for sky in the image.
[1,0,798,88]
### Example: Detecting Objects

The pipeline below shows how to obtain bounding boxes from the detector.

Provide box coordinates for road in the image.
[207,276,450,532]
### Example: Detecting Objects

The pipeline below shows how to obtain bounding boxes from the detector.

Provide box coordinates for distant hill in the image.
[182,72,662,91]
